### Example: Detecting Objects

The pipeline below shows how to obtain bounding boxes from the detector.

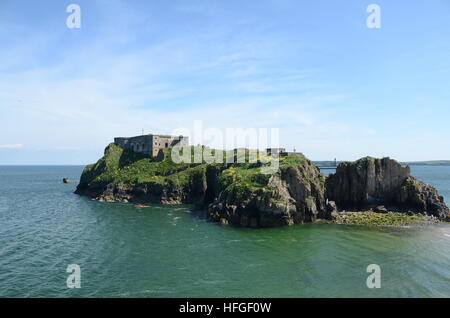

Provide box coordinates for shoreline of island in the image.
[75,142,450,228]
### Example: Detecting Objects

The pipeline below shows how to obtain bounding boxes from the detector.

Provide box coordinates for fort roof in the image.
[115,134,186,139]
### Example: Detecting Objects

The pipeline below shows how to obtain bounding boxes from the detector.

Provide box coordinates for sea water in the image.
[0,165,449,297]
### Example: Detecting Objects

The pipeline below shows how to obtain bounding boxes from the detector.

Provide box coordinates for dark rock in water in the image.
[397,176,449,220]
[326,157,409,209]
[63,178,71,184]
[74,144,212,205]
[75,143,450,227]
[207,157,326,227]
[326,157,450,220]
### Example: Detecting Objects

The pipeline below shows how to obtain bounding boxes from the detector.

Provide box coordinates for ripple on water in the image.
[0,166,450,297]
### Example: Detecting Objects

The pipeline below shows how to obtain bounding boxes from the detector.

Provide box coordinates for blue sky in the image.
[0,0,450,164]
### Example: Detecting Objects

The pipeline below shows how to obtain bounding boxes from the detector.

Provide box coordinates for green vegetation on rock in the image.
[76,143,310,205]
[334,212,428,226]
[76,144,449,227]
[79,144,201,187]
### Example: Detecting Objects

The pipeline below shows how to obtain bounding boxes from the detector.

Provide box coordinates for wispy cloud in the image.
[2,0,449,163]
[0,144,24,149]
[0,2,346,157]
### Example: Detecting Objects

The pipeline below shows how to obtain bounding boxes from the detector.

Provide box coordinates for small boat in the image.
[134,204,150,208]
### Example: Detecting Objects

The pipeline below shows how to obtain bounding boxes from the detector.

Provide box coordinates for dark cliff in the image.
[207,156,326,227]
[326,157,449,219]
[76,145,450,227]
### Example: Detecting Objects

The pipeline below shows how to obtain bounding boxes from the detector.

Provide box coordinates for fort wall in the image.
[114,134,189,158]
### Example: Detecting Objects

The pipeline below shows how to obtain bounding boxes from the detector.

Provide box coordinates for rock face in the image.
[74,144,210,205]
[326,157,449,220]
[76,169,207,205]
[397,176,449,219]
[326,157,410,208]
[75,144,450,227]
[207,160,326,227]
[325,200,339,220]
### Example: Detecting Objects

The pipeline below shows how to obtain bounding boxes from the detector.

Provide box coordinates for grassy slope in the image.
[78,144,309,196]
[217,153,312,203]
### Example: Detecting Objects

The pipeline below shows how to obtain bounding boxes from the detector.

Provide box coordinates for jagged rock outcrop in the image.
[207,158,326,227]
[397,176,449,219]
[326,157,449,220]
[326,157,410,208]
[76,170,208,205]
[75,144,449,227]
[74,143,210,204]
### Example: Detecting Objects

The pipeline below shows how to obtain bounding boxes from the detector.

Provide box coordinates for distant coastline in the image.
[401,161,450,166]
[313,160,450,167]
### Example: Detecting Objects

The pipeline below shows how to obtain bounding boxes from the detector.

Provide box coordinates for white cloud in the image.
[0,144,24,149]
[0,12,348,158]
[0,1,390,162]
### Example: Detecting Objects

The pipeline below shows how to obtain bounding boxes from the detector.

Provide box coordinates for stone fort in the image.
[114,134,189,158]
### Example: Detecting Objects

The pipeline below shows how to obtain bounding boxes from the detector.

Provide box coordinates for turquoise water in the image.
[0,165,449,298]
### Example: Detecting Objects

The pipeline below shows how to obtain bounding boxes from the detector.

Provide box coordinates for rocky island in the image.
[75,143,450,227]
